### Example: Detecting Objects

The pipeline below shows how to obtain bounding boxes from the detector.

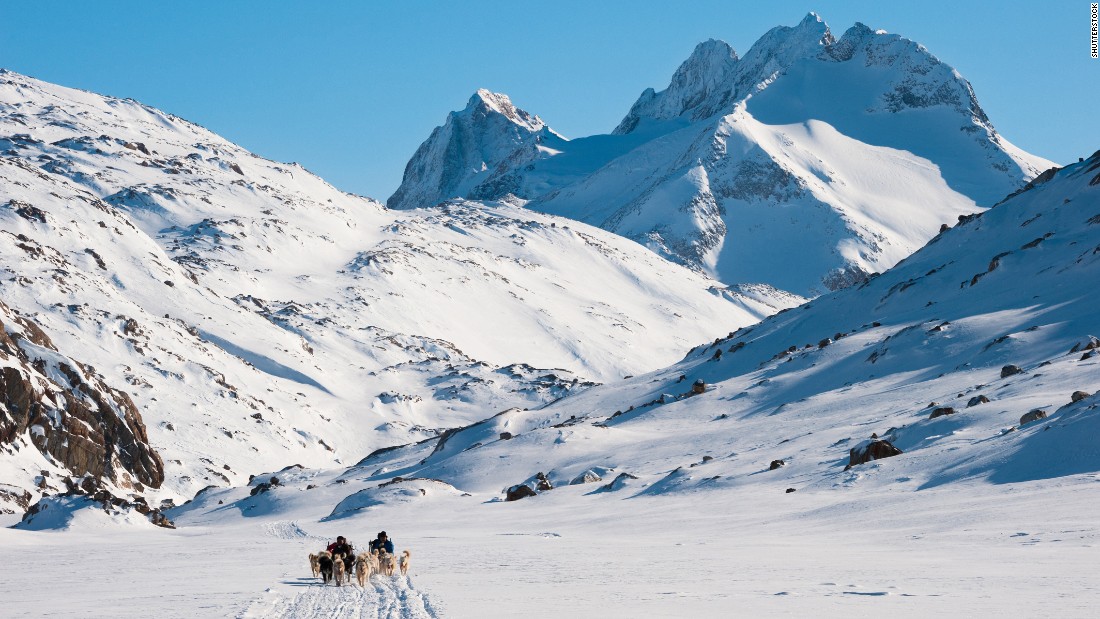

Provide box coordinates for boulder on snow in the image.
[499,431,513,440]
[249,476,280,496]
[569,470,603,485]
[692,379,706,395]
[785,488,797,493]
[1071,391,1092,403]
[769,459,786,470]
[596,472,639,493]
[505,484,537,502]
[1001,364,1023,378]
[535,472,553,492]
[1019,409,1047,426]
[1069,336,1100,354]
[929,406,956,419]
[846,439,903,469]
[967,395,991,407]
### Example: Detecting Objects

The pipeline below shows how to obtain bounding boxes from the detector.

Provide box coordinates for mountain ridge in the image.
[387,14,1053,297]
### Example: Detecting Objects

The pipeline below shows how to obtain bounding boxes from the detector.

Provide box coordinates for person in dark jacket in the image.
[369,531,394,554]
[327,535,353,556]
[327,535,355,572]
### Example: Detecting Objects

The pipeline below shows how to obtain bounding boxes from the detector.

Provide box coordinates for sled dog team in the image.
[308,531,410,586]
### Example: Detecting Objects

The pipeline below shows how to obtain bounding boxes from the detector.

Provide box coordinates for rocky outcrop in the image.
[569,470,602,485]
[929,407,956,419]
[387,89,558,210]
[505,483,537,502]
[1019,409,1047,426]
[967,395,991,407]
[504,471,554,501]
[0,301,163,493]
[846,439,903,469]
[1001,365,1023,378]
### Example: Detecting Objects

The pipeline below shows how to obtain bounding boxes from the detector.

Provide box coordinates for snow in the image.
[0,68,794,509]
[1,15,1098,619]
[388,14,1053,296]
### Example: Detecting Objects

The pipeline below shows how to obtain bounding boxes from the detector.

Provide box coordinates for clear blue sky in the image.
[2,1,1095,200]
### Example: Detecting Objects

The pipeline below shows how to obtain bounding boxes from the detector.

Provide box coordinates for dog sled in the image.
[308,548,410,586]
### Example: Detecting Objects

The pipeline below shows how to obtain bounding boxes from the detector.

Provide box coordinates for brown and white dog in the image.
[378,551,397,577]
[399,550,411,576]
[309,553,321,578]
[332,552,346,586]
[355,552,373,586]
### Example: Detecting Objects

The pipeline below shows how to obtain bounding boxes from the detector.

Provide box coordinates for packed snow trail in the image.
[243,576,440,619]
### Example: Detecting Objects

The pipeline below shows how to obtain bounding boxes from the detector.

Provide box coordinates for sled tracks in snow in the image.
[244,576,441,619]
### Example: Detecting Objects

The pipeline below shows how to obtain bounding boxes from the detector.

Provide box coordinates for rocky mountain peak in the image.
[615,13,834,134]
[466,88,546,132]
[387,89,557,209]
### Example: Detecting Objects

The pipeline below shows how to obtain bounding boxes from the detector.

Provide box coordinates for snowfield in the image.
[1,475,1097,617]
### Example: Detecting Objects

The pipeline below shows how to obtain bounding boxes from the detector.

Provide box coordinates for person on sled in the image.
[327,535,354,555]
[369,530,394,554]
[327,535,355,571]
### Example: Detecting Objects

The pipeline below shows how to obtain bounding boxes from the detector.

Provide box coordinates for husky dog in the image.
[309,553,321,578]
[355,552,373,586]
[399,550,411,576]
[378,551,397,577]
[317,551,334,583]
[333,553,346,586]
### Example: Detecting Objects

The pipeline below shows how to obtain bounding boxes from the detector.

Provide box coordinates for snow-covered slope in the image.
[288,146,1100,533]
[389,13,1053,296]
[99,149,1096,618]
[0,69,797,512]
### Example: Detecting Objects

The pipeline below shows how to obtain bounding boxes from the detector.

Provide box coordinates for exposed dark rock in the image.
[769,459,785,470]
[929,407,956,419]
[597,472,639,492]
[1019,409,1047,426]
[817,338,832,349]
[846,439,903,469]
[0,301,163,491]
[0,487,32,514]
[505,483,537,501]
[1071,391,1092,403]
[229,162,244,175]
[1069,336,1100,353]
[123,141,151,155]
[535,472,553,492]
[967,395,991,407]
[1000,364,1023,378]
[692,379,706,395]
[499,431,513,440]
[785,488,797,493]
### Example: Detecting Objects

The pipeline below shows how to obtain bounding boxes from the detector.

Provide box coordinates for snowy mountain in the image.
[389,13,1053,296]
[386,89,565,211]
[355,149,1100,501]
[0,69,797,514]
[1,16,1097,619]
[119,148,1099,618]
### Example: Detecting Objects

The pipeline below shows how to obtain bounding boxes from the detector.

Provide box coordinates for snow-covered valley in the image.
[2,11,1099,619]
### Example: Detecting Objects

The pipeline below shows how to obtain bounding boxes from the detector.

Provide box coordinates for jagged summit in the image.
[390,13,1051,296]
[614,12,833,134]
[466,88,546,132]
[386,89,562,210]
